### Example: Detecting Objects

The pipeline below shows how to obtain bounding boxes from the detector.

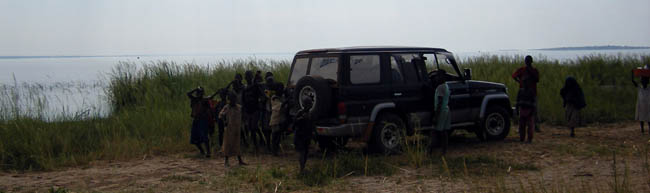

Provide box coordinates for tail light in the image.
[337,102,346,124]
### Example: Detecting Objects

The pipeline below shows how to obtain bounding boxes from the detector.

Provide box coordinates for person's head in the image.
[265,72,274,84]
[234,73,243,83]
[254,71,263,83]
[244,70,254,84]
[525,55,533,67]
[196,86,205,97]
[564,76,579,89]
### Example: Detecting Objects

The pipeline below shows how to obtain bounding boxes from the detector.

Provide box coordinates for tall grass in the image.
[0,59,290,171]
[1,55,648,171]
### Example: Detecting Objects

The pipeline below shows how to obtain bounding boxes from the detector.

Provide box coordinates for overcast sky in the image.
[1,0,649,56]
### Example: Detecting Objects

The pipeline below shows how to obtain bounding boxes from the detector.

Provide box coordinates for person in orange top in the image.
[512,55,539,143]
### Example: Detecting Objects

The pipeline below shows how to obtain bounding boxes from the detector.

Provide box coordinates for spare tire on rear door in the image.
[294,76,332,119]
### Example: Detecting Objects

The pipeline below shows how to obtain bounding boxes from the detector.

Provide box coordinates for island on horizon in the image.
[533,45,650,51]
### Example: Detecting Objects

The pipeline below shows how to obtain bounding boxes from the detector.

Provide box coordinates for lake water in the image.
[2,49,649,120]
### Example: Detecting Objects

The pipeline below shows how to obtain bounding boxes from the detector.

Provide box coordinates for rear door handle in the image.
[394,93,402,96]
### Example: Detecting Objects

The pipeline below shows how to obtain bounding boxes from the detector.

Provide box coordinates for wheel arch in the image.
[479,94,512,119]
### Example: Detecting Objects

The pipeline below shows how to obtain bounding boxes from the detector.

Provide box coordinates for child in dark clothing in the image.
[187,87,217,157]
[560,77,586,137]
[294,99,315,173]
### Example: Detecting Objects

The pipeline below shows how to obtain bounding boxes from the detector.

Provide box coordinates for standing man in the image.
[243,70,265,151]
[512,55,539,143]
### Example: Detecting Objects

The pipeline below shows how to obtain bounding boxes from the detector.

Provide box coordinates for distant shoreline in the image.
[0,53,294,60]
[533,45,650,51]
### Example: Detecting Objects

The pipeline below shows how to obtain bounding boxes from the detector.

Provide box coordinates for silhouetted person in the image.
[294,98,315,173]
[259,72,273,150]
[219,92,247,167]
[213,88,228,147]
[267,73,287,156]
[633,65,650,133]
[512,55,539,143]
[560,77,586,137]
[243,70,265,151]
[187,86,217,157]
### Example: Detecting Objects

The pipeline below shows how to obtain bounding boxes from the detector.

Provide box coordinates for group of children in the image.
[187,70,309,168]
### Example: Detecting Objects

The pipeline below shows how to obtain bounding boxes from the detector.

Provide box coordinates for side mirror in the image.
[464,68,472,80]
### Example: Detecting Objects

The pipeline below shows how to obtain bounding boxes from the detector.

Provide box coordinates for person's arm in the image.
[632,70,639,87]
[512,69,521,82]
[208,90,219,99]
[434,96,443,119]
[187,88,197,98]
[219,105,229,119]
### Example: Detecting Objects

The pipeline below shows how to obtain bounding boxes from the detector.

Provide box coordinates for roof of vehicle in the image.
[296,46,449,55]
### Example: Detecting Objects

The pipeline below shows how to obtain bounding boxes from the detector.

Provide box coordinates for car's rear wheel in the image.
[294,76,332,119]
[481,106,511,140]
[369,113,405,154]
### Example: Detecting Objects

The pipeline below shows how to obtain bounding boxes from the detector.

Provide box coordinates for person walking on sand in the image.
[429,82,451,155]
[560,77,586,137]
[187,86,217,157]
[632,65,650,133]
[512,55,539,143]
[294,98,315,173]
[219,92,247,167]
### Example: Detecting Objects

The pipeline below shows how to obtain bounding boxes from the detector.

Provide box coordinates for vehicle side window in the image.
[402,59,420,83]
[390,56,404,83]
[350,55,380,84]
[309,57,338,81]
[289,58,309,85]
[434,53,456,76]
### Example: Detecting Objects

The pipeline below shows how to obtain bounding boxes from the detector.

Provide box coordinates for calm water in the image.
[1,50,649,120]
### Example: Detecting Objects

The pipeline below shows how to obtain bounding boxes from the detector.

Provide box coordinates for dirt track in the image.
[2,122,650,192]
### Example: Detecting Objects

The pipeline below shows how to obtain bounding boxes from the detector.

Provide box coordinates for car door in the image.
[433,53,472,124]
[390,53,429,114]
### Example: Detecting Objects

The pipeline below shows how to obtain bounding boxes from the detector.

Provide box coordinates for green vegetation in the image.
[0,54,648,172]
[0,59,290,171]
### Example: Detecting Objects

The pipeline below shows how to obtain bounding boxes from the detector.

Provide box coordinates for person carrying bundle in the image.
[560,77,586,137]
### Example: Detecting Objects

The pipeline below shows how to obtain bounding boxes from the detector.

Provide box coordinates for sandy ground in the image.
[2,122,650,192]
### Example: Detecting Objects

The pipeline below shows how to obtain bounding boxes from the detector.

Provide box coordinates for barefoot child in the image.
[219,92,247,167]
[560,77,586,137]
[294,99,315,173]
[187,87,217,157]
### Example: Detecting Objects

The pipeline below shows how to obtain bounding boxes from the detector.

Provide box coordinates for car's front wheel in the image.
[481,106,511,140]
[369,113,405,154]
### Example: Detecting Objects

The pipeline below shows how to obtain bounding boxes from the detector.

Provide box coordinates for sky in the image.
[0,0,649,56]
